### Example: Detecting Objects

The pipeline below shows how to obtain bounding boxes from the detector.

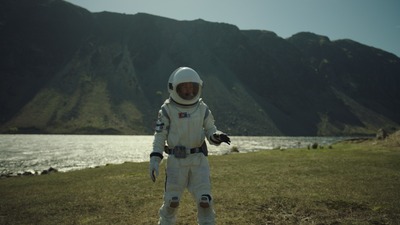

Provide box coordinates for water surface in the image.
[0,135,347,174]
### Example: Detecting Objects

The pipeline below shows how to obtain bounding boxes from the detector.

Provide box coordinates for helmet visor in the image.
[176,82,200,100]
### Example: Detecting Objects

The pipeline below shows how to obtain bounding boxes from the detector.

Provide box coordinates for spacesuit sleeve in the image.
[151,108,169,158]
[203,107,220,146]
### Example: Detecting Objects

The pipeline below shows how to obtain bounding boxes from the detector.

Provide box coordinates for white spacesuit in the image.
[149,67,230,225]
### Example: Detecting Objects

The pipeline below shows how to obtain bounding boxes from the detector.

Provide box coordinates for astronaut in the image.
[149,67,231,225]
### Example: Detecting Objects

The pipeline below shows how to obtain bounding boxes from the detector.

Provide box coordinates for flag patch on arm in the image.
[155,119,164,132]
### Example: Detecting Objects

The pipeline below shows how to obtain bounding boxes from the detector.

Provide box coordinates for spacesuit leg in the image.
[159,157,188,225]
[189,154,215,225]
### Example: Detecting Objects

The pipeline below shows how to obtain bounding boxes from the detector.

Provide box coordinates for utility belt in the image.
[164,142,208,158]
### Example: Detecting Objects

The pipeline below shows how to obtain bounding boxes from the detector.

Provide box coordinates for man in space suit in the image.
[149,67,231,225]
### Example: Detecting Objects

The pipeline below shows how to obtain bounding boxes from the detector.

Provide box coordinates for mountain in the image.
[1,0,399,136]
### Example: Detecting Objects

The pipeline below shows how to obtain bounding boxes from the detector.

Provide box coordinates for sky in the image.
[65,0,400,57]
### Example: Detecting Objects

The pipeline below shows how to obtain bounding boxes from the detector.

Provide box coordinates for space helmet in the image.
[168,67,203,105]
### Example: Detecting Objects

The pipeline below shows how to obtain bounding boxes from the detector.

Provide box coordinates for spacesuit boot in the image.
[158,197,180,225]
[197,195,215,225]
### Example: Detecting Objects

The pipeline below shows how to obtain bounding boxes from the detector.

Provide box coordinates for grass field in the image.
[1,139,399,224]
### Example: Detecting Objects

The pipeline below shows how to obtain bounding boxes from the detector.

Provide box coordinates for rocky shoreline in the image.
[1,167,58,179]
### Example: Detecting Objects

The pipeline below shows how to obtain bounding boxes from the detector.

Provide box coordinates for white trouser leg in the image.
[159,157,188,225]
[158,203,177,225]
[188,154,215,225]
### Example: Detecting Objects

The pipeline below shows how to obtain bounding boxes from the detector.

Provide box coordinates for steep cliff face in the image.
[0,0,93,130]
[1,0,399,135]
[287,32,400,135]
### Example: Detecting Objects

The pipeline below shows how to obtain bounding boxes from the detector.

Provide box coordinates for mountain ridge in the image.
[1,0,399,136]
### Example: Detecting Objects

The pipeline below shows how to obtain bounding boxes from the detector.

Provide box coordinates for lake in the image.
[0,135,349,174]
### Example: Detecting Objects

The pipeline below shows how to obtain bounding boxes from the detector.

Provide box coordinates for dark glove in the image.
[212,133,231,145]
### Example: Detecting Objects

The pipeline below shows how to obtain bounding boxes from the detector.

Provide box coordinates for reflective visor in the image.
[176,82,200,100]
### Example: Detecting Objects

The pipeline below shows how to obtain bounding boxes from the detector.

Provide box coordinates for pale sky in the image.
[65,0,400,57]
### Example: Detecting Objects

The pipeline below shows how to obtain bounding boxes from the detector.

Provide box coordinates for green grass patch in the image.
[1,140,399,224]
